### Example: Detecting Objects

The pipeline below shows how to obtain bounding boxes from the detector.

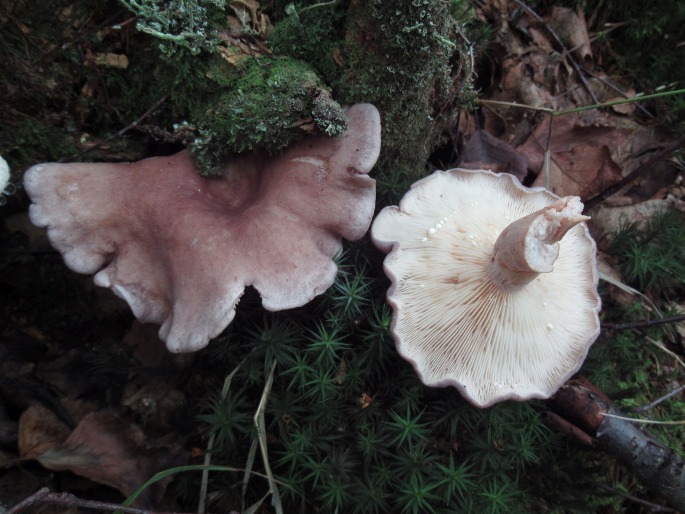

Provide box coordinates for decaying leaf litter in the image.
[1,0,685,512]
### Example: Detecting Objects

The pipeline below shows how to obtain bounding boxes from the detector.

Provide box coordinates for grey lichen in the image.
[117,0,476,181]
[118,0,228,57]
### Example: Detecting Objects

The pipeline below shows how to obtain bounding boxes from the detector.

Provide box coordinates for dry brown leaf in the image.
[498,57,554,108]
[121,380,185,432]
[229,0,272,37]
[458,129,528,180]
[34,410,185,507]
[546,6,593,63]
[526,25,555,54]
[518,114,624,198]
[608,90,637,115]
[18,404,70,459]
[93,52,129,69]
[218,45,247,66]
[531,143,623,199]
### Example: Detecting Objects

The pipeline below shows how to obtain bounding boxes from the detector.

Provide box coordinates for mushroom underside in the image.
[371,168,601,407]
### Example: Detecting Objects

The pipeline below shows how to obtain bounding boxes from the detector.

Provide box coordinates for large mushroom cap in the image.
[25,104,381,353]
[371,169,601,407]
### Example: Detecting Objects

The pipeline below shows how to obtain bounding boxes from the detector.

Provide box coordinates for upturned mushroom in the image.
[24,104,381,353]
[371,168,601,407]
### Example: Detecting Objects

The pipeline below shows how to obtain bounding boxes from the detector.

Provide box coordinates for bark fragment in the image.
[548,380,685,511]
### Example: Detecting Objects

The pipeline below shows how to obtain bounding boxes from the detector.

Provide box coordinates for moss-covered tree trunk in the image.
[271,0,476,201]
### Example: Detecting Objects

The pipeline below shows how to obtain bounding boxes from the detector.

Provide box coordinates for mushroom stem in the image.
[486,196,590,290]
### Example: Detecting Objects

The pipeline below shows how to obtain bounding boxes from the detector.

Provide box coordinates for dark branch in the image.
[547,381,685,512]
[6,487,198,514]
[61,94,169,162]
[636,384,685,414]
[601,314,685,331]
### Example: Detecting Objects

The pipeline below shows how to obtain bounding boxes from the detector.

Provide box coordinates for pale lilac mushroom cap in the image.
[371,169,601,408]
[24,104,381,353]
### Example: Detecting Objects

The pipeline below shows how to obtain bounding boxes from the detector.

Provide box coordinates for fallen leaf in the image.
[498,56,554,108]
[458,129,529,180]
[532,142,623,199]
[546,6,593,63]
[229,0,272,37]
[33,410,186,507]
[18,404,70,459]
[519,113,624,198]
[218,45,248,66]
[93,53,129,69]
[608,90,637,115]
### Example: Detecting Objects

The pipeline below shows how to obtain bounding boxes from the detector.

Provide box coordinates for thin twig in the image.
[477,88,685,116]
[476,98,555,114]
[636,384,685,414]
[583,132,685,210]
[600,412,685,426]
[6,487,186,514]
[299,0,338,13]
[543,113,555,189]
[513,0,599,104]
[601,314,685,331]
[583,69,655,118]
[595,483,675,512]
[61,94,168,162]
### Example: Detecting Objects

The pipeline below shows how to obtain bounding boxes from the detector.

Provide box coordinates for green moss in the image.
[266,1,479,188]
[268,2,345,84]
[608,208,685,295]
[585,315,685,461]
[117,0,478,180]
[112,1,349,176]
[584,206,685,467]
[1,120,77,173]
[189,56,347,175]
[335,0,476,202]
[269,0,478,202]
[193,249,599,513]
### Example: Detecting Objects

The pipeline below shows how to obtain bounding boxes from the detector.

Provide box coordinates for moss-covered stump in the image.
[271,0,477,202]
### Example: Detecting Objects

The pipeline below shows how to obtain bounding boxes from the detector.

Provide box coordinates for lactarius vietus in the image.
[371,169,601,407]
[24,104,381,353]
